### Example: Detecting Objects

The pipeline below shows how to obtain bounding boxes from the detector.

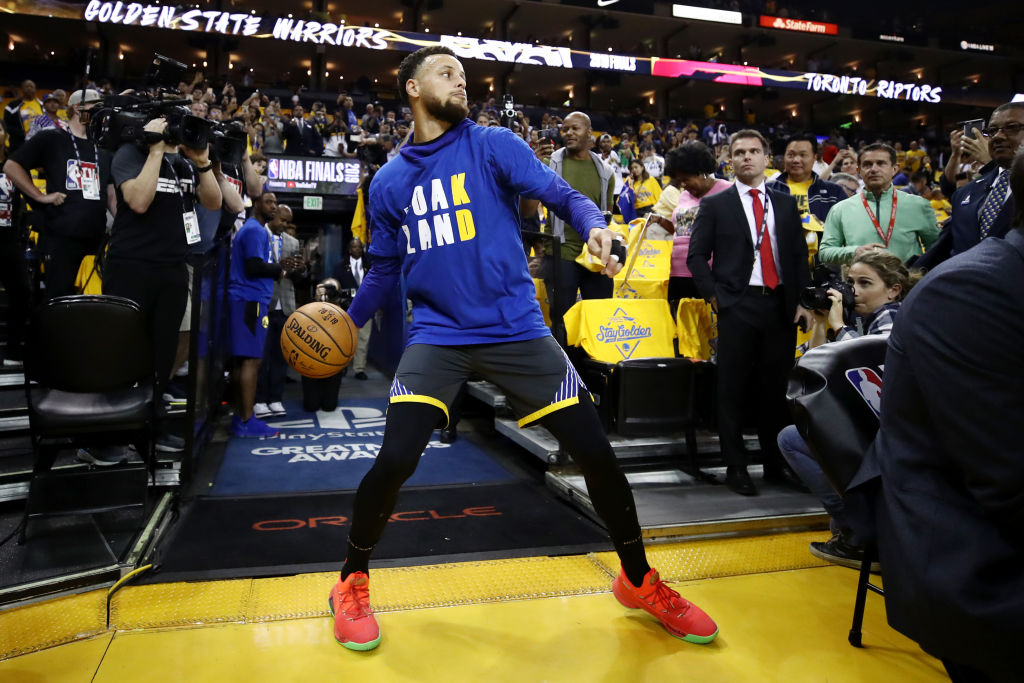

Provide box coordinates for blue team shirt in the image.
[229,217,274,303]
[361,118,605,346]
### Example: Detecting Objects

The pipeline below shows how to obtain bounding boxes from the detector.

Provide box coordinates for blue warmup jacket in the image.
[347,118,605,346]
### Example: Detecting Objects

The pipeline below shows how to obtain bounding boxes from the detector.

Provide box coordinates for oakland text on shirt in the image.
[400,172,474,254]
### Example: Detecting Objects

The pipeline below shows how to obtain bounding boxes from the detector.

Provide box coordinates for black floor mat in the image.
[145,482,611,582]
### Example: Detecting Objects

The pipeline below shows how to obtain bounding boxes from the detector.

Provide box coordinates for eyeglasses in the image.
[982,123,1024,138]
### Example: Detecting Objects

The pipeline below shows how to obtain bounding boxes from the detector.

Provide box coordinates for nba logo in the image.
[845,368,884,418]
[268,159,279,179]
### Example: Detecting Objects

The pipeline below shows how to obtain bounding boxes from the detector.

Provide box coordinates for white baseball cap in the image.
[68,89,102,107]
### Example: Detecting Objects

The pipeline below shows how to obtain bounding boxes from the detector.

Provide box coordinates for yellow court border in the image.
[0,530,832,660]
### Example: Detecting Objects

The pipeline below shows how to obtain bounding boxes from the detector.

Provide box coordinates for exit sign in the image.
[303,195,323,211]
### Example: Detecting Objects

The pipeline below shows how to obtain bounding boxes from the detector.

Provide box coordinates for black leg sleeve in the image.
[342,401,443,576]
[540,393,650,585]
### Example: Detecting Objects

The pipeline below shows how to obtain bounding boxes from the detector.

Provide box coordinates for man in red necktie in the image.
[688,129,813,496]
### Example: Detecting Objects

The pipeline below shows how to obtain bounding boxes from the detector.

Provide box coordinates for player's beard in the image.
[424,93,469,126]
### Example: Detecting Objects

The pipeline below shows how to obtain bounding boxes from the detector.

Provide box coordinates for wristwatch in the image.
[196,163,214,173]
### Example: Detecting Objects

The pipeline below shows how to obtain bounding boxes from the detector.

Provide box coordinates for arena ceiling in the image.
[2,0,1021,130]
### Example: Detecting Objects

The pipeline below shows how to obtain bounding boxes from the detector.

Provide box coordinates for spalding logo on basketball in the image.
[281,302,357,378]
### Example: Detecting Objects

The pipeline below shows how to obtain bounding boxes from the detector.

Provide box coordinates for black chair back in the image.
[616,357,695,437]
[26,295,152,393]
[786,335,888,493]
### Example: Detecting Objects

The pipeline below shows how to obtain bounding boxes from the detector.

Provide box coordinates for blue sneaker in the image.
[231,414,279,438]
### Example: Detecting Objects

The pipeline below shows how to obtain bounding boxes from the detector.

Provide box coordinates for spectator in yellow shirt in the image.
[905,140,926,174]
[627,160,662,217]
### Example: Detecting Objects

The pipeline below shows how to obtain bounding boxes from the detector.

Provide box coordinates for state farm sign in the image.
[759,15,838,36]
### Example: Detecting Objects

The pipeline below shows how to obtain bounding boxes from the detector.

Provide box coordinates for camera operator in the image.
[0,118,30,367]
[4,89,114,299]
[165,125,247,402]
[777,250,920,568]
[103,115,222,453]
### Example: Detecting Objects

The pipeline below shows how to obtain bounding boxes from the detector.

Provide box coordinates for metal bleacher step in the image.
[546,466,828,541]
[466,380,507,411]
[494,417,560,462]
[0,372,25,387]
[0,371,28,435]
[494,415,758,465]
[0,459,182,504]
[0,411,29,435]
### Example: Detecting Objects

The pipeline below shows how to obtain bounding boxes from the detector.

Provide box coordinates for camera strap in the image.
[860,190,897,246]
[163,156,201,245]
[66,131,101,201]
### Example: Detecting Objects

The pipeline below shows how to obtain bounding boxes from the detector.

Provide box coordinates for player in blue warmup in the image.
[228,191,287,438]
[326,46,719,651]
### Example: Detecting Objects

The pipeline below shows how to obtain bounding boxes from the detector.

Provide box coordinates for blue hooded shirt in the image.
[347,119,605,346]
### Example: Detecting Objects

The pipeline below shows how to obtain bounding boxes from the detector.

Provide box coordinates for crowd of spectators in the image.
[1,42,1022,679]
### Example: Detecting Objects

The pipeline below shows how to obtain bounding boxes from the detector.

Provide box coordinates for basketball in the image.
[280,302,357,379]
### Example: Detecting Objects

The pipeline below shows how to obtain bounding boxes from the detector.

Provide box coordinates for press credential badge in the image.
[66,160,101,200]
[183,210,201,244]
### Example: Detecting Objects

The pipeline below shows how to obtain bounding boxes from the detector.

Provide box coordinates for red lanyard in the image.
[861,190,897,246]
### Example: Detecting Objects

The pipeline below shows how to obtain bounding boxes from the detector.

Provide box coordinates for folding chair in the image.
[786,334,888,647]
[21,295,158,543]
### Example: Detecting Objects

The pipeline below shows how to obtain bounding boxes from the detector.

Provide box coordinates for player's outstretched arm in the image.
[345,256,401,329]
[587,228,624,277]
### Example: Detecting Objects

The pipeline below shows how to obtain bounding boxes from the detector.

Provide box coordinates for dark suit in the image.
[849,229,1024,682]
[916,163,1015,270]
[688,182,810,472]
[283,117,324,157]
[333,254,371,292]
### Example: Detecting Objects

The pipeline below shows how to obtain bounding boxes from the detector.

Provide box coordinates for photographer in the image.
[300,278,346,413]
[777,250,920,568]
[166,125,247,401]
[4,89,114,299]
[0,118,30,367]
[103,115,222,454]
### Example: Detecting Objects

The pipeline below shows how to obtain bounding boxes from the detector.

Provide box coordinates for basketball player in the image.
[228,191,292,438]
[328,45,719,651]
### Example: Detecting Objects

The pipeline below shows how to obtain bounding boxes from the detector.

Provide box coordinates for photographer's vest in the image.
[547,148,612,244]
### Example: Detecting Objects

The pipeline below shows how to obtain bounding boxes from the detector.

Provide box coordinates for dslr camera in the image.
[499,93,516,129]
[800,264,855,315]
[316,278,354,311]
[89,53,214,151]
[209,120,248,167]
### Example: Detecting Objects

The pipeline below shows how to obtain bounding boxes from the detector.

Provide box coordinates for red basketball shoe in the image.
[328,572,381,651]
[612,567,719,644]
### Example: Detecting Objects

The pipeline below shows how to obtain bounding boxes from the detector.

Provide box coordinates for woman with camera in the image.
[778,249,922,570]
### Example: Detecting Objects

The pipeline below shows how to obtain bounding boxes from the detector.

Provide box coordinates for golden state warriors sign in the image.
[563,299,676,363]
